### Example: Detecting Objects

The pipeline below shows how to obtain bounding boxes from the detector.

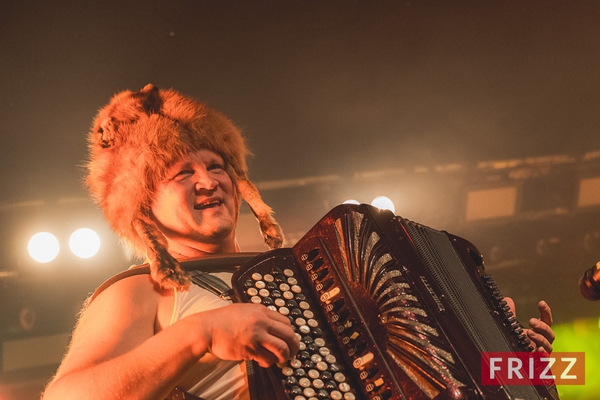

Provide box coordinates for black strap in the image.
[189,270,233,300]
[89,253,261,303]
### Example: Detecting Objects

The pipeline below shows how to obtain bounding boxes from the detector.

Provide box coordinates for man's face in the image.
[151,149,239,254]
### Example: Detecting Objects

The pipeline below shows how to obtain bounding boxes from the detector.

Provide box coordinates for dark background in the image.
[1,1,600,398]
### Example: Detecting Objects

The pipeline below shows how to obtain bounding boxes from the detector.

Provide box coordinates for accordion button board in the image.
[232,204,559,400]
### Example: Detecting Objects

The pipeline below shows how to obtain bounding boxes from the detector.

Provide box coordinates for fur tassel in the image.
[134,207,191,290]
[236,178,285,249]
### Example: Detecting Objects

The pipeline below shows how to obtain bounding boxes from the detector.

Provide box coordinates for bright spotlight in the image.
[28,232,60,263]
[69,228,101,259]
[343,199,361,205]
[371,196,395,214]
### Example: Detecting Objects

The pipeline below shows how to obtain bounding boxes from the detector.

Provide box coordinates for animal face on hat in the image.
[86,84,284,289]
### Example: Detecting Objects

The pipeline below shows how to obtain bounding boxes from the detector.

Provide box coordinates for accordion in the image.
[231,204,559,400]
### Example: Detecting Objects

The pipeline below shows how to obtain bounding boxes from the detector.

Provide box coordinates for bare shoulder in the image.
[55,274,166,378]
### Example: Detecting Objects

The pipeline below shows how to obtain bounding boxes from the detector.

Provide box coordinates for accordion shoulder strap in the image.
[89,253,261,303]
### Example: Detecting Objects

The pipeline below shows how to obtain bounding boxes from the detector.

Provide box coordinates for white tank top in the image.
[170,272,249,400]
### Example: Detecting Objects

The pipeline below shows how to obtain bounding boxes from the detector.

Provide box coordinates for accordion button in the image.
[287,299,299,307]
[316,268,329,281]
[303,387,316,397]
[295,317,307,326]
[292,285,302,293]
[299,325,311,334]
[353,352,374,369]
[250,296,261,304]
[290,386,302,395]
[318,347,331,356]
[263,274,274,282]
[307,344,320,353]
[299,377,311,388]
[321,371,332,380]
[255,281,266,289]
[279,307,290,316]
[295,369,307,378]
[295,293,307,301]
[283,291,295,300]
[288,277,299,285]
[291,308,303,317]
[312,258,325,270]
[246,288,258,296]
[316,361,328,371]
[325,380,337,390]
[299,301,311,310]
[343,393,356,400]
[314,338,326,347]
[321,278,334,291]
[286,376,298,385]
[275,298,286,307]
[330,363,341,373]
[308,369,320,379]
[284,269,295,277]
[313,379,324,389]
[280,283,291,292]
[259,289,270,297]
[310,354,322,363]
[334,372,346,382]
[282,366,294,376]
[306,248,320,261]
[338,382,351,392]
[330,390,343,400]
[262,297,274,306]
[251,273,262,281]
[325,354,336,364]
[303,310,315,319]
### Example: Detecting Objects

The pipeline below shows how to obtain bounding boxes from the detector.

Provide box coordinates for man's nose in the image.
[194,169,218,191]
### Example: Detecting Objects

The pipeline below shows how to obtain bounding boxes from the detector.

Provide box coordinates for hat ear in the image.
[133,205,191,290]
[236,177,285,249]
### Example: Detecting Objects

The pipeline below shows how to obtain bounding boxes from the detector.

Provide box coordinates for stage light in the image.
[371,196,395,214]
[27,232,60,263]
[69,228,101,259]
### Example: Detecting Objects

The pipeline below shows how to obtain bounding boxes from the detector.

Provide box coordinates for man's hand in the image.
[504,298,555,353]
[527,300,555,353]
[203,303,300,368]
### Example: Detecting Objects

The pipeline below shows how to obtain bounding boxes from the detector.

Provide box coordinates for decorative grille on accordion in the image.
[232,204,559,400]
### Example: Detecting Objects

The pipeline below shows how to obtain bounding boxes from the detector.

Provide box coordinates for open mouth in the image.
[194,199,223,210]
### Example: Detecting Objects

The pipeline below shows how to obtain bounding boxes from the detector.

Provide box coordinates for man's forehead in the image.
[174,149,224,165]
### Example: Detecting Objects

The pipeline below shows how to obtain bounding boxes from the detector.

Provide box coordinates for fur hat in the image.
[86,84,284,290]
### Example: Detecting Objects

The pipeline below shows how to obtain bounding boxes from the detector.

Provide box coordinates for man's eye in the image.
[173,170,194,180]
[208,163,225,171]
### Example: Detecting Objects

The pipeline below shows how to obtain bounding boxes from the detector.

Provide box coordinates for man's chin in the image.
[192,224,236,246]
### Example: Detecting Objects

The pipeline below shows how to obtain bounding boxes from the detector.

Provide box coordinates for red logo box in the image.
[481,352,585,386]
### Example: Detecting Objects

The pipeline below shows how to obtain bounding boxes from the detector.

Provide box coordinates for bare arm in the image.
[42,275,299,400]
